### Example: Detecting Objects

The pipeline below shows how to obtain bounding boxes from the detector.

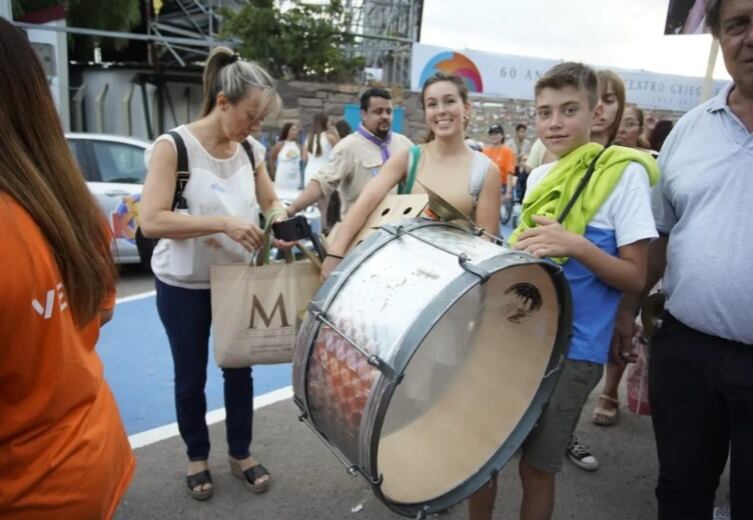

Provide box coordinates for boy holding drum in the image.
[469,62,659,520]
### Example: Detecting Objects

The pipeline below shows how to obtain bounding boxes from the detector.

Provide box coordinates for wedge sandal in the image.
[229,457,271,494]
[186,469,213,501]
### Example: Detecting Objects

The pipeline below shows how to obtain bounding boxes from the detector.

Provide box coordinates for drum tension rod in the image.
[392,227,492,284]
[296,414,363,476]
[310,307,401,382]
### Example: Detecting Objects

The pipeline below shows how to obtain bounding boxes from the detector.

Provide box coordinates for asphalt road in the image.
[116,264,155,299]
[115,385,733,520]
[111,250,732,520]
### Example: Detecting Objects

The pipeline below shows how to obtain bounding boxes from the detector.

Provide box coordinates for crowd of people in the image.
[2,0,751,518]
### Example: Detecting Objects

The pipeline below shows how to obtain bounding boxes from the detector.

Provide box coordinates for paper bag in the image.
[210,258,320,367]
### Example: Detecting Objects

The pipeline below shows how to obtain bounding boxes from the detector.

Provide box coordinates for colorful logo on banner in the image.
[419,51,484,93]
[111,194,141,243]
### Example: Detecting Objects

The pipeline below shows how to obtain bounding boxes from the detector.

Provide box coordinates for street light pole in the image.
[701,38,720,103]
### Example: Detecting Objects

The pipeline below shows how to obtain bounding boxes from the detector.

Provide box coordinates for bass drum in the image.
[293,219,571,517]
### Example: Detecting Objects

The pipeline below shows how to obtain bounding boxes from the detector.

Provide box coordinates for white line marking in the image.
[128,385,294,449]
[116,290,156,305]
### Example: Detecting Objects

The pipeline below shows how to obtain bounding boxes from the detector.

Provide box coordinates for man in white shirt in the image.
[618,1,753,517]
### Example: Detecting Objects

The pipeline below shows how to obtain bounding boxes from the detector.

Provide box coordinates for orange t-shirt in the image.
[483,145,515,185]
[0,194,134,519]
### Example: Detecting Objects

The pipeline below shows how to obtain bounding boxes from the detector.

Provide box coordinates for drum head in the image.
[376,262,562,507]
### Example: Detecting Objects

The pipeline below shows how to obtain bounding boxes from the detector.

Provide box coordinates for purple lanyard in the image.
[357,125,392,163]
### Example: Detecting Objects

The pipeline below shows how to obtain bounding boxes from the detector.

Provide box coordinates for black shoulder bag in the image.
[135,132,257,270]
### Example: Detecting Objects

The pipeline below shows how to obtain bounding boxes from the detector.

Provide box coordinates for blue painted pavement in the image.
[97,295,292,436]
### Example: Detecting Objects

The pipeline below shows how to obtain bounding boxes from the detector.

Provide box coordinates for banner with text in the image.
[411,43,727,112]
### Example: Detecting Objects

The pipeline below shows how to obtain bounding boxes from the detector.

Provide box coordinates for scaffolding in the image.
[147,0,246,67]
[135,0,425,83]
[16,0,422,82]
[344,0,423,86]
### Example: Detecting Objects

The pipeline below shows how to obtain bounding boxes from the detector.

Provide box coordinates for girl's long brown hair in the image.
[307,113,329,157]
[0,18,116,326]
[596,70,626,144]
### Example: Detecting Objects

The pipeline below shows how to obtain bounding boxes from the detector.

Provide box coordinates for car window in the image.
[67,139,96,181]
[91,141,146,184]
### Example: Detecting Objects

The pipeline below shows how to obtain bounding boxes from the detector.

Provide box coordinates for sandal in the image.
[592,394,620,426]
[186,469,213,501]
[229,457,271,494]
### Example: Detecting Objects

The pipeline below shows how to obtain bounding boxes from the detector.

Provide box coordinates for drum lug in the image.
[292,395,306,414]
[458,253,491,283]
[367,354,399,382]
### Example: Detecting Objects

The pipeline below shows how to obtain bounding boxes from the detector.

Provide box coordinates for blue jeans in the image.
[155,278,253,461]
[650,312,753,520]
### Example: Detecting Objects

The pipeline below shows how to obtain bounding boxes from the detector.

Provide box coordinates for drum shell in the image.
[292,220,571,517]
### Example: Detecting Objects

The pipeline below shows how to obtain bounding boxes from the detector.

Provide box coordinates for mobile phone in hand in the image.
[271,215,311,242]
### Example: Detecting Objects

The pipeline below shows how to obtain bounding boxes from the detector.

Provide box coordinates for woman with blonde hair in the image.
[0,18,134,519]
[585,102,655,432]
[140,47,289,500]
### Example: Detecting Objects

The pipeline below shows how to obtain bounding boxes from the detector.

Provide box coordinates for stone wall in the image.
[267,80,685,147]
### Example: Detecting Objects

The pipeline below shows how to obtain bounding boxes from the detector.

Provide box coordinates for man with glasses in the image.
[286,88,412,219]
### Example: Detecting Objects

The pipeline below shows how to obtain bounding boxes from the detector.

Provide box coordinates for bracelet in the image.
[326,253,344,260]
[264,207,287,224]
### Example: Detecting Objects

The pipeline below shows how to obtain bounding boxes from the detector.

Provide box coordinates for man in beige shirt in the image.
[508,123,532,173]
[286,88,413,219]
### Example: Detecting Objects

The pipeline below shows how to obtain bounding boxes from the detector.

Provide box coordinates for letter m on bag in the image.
[249,294,290,329]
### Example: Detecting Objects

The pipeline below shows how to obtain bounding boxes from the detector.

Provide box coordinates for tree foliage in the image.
[13,0,141,54]
[220,0,364,81]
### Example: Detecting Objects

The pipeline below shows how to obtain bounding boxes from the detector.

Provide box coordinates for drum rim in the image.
[368,256,573,517]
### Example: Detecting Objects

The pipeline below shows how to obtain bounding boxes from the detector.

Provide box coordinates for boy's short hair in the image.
[360,88,391,111]
[515,123,527,132]
[535,62,599,109]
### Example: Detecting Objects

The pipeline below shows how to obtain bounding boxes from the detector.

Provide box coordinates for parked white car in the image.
[66,133,321,268]
[66,133,149,266]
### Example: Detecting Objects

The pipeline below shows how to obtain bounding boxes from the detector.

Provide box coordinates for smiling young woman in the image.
[320,72,501,279]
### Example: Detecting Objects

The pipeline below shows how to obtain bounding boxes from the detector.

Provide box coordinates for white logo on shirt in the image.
[31,283,68,319]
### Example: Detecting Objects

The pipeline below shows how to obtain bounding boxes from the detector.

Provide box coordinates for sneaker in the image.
[713,506,731,520]
[566,434,599,471]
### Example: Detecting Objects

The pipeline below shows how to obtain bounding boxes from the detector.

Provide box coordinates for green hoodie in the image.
[509,142,660,263]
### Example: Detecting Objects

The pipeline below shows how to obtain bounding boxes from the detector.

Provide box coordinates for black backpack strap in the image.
[240,139,257,176]
[167,130,190,210]
[557,144,611,224]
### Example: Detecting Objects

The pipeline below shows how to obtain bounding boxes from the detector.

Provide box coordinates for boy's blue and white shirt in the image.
[525,161,658,364]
